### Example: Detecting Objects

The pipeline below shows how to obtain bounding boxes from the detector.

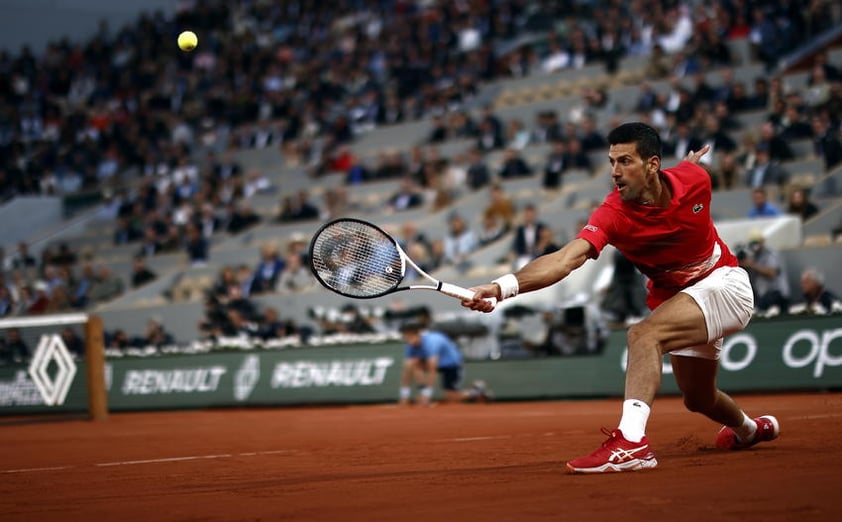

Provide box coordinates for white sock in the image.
[733,413,757,442]
[617,399,651,443]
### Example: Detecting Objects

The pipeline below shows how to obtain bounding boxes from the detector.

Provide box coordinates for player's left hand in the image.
[685,144,711,164]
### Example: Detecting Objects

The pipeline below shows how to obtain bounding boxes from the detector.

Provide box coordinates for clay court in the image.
[1,392,839,521]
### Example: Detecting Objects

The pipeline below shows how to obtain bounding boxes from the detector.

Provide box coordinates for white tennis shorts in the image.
[673,266,754,360]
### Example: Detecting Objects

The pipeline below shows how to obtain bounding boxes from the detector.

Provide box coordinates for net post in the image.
[84,315,109,421]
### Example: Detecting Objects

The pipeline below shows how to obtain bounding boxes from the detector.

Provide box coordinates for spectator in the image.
[511,204,547,270]
[257,307,301,341]
[600,250,648,326]
[131,255,157,288]
[28,282,51,314]
[482,183,515,232]
[663,121,703,159]
[145,316,175,347]
[225,201,261,234]
[279,191,321,222]
[757,121,794,162]
[543,140,569,189]
[747,187,782,218]
[744,143,790,189]
[738,231,790,315]
[794,268,841,314]
[506,118,531,150]
[476,117,504,153]
[250,242,285,295]
[114,216,142,245]
[478,213,508,247]
[498,148,533,179]
[88,265,125,304]
[534,226,561,256]
[443,212,478,272]
[0,328,29,364]
[136,225,163,258]
[184,224,210,266]
[465,148,491,190]
[811,115,842,171]
[10,242,37,271]
[60,327,85,358]
[565,138,594,172]
[275,251,315,294]
[786,186,820,221]
[779,105,814,141]
[385,177,425,212]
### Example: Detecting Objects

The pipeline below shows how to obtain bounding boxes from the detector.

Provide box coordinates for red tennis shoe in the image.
[715,415,779,450]
[566,428,658,474]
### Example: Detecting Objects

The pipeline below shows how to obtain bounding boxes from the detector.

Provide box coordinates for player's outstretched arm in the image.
[684,144,711,164]
[463,238,593,312]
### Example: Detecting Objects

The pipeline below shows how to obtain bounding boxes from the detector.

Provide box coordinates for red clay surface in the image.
[1,392,839,521]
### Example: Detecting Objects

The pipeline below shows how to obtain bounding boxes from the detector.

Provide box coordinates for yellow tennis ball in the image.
[178,31,198,51]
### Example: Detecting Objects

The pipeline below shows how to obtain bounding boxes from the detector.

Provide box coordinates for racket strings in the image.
[311,221,404,297]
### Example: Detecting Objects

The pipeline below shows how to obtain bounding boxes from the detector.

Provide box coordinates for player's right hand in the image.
[462,283,499,313]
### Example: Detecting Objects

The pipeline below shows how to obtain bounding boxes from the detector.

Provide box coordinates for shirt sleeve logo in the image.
[583,224,598,232]
[692,203,704,214]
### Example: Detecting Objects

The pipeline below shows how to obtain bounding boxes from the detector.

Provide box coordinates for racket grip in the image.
[439,282,497,307]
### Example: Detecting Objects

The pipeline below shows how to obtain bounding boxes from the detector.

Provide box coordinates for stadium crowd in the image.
[1,0,842,353]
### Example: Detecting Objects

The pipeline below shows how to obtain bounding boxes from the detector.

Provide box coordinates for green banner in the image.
[1,315,840,415]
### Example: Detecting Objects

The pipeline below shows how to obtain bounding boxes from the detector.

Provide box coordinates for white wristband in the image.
[492,273,519,300]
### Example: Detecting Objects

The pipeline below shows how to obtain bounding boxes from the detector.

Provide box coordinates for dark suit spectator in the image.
[113,216,142,245]
[226,202,261,233]
[1,328,29,364]
[663,122,704,158]
[780,105,814,141]
[797,268,840,314]
[511,204,547,270]
[10,242,37,271]
[386,178,425,212]
[60,327,85,358]
[427,115,448,144]
[136,226,163,258]
[131,255,157,288]
[744,143,789,188]
[498,149,532,179]
[184,224,210,266]
[812,116,842,171]
[465,148,491,190]
[757,121,794,162]
[543,140,569,189]
[278,191,321,222]
[476,118,504,153]
[565,138,594,172]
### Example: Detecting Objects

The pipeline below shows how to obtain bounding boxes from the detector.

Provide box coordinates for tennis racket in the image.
[308,217,495,305]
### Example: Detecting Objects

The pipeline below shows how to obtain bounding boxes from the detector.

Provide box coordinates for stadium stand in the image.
[1,0,841,356]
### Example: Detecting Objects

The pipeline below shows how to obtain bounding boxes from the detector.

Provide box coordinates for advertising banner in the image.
[1,316,840,415]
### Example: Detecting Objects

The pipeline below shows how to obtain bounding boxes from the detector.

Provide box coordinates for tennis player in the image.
[463,122,778,473]
[398,322,491,406]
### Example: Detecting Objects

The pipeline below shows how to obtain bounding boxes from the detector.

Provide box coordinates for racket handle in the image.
[439,282,497,306]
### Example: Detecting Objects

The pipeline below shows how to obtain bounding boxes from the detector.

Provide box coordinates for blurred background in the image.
[0,0,841,367]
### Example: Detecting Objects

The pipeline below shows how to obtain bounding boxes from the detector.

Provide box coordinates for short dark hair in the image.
[607,122,662,160]
[399,322,423,334]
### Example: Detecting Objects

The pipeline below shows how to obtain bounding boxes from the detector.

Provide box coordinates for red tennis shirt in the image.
[577,160,738,309]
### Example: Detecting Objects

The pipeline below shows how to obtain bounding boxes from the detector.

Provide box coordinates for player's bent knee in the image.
[626,321,666,353]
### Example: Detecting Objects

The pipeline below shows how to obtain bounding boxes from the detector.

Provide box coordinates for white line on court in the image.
[0,466,73,474]
[0,450,295,474]
[440,435,512,442]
